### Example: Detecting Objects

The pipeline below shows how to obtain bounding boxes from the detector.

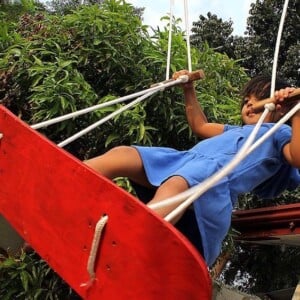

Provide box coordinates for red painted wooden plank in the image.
[0,105,211,299]
[232,205,300,244]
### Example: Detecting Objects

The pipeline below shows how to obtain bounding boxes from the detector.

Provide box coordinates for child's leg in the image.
[84,146,152,188]
[148,175,189,223]
[86,149,189,222]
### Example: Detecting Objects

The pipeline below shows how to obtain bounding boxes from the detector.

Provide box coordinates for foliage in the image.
[190,0,299,86]
[137,17,247,150]
[222,244,300,294]
[0,0,39,52]
[0,251,80,299]
[45,0,145,18]
[190,12,235,57]
[0,0,154,159]
[0,3,26,23]
[46,0,93,15]
[0,2,247,160]
[239,0,299,86]
[238,188,300,211]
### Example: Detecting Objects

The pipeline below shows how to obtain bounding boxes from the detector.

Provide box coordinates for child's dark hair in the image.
[240,75,289,109]
[240,75,292,125]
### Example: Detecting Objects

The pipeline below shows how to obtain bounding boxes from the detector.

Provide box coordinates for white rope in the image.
[183,0,192,72]
[149,101,300,221]
[148,105,272,220]
[166,104,300,222]
[270,0,289,97]
[150,0,293,222]
[248,102,300,153]
[57,76,189,147]
[58,90,158,147]
[166,0,174,80]
[166,0,192,77]
[81,214,109,286]
[31,84,173,130]
[31,1,195,135]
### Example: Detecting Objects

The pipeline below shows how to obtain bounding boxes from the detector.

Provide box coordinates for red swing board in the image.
[0,105,212,299]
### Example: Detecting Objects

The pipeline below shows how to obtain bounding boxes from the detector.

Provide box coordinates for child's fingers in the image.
[172,70,189,80]
[275,87,295,102]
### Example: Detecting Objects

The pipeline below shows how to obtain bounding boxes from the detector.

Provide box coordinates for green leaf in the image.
[20,270,30,291]
[58,60,75,69]
[33,55,43,66]
[105,133,120,147]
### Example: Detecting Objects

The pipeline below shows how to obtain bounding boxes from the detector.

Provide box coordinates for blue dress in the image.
[134,123,300,266]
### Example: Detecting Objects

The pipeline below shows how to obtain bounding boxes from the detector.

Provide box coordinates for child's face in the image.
[241,94,282,124]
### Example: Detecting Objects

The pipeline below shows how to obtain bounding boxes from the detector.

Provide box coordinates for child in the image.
[85,70,300,267]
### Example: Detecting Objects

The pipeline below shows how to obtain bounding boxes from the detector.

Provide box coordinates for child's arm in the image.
[277,88,300,168]
[183,83,224,138]
[172,70,224,139]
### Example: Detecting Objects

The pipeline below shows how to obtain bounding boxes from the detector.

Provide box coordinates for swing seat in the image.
[0,105,212,299]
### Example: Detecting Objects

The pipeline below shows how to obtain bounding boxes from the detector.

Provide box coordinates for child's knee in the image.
[165,176,189,190]
[107,145,136,157]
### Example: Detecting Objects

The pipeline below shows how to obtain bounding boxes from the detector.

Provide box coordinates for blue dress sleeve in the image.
[273,124,292,154]
[253,124,300,198]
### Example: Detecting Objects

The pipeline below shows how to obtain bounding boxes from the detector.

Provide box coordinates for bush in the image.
[0,251,80,299]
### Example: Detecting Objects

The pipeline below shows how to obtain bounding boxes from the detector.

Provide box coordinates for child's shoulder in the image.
[223,124,240,132]
[224,123,291,134]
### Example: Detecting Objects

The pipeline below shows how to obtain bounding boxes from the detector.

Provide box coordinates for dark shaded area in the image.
[131,182,204,256]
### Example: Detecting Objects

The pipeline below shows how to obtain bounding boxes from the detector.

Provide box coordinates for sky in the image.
[127,0,256,36]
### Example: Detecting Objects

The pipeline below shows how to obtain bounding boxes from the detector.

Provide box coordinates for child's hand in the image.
[274,87,295,101]
[172,70,194,89]
[274,87,297,112]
